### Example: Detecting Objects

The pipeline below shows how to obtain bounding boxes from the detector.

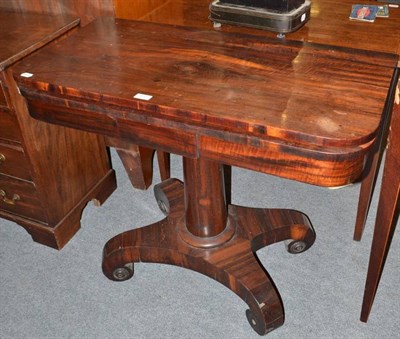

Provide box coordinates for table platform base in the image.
[102,178,315,335]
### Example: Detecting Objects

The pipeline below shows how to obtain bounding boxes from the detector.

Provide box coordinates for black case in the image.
[219,0,306,12]
[209,0,311,34]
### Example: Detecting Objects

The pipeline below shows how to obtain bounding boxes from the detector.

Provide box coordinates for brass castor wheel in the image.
[285,239,308,254]
[112,263,134,281]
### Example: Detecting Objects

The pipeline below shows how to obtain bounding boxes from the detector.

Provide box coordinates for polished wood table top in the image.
[12,18,398,335]
[13,18,397,187]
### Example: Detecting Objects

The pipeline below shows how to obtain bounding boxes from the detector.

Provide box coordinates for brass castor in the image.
[285,239,308,254]
[112,263,134,281]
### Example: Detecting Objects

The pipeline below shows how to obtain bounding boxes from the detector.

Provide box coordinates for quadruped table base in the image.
[102,158,315,335]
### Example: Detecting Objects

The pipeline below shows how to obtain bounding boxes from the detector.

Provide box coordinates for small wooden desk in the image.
[0,11,116,249]
[13,19,397,335]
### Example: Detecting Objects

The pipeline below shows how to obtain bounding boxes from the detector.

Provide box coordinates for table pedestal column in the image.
[102,157,315,335]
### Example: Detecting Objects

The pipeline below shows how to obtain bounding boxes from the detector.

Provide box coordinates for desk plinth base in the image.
[102,178,315,335]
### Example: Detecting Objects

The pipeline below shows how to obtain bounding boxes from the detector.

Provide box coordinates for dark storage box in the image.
[219,0,306,12]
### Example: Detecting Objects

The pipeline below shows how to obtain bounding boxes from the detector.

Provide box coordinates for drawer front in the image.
[0,143,32,181]
[0,81,7,108]
[0,108,23,142]
[0,174,46,222]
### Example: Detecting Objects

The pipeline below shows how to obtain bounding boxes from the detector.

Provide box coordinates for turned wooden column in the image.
[180,157,234,247]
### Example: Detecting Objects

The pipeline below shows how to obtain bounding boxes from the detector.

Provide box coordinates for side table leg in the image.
[353,150,381,241]
[157,151,171,181]
[360,155,399,322]
[354,67,399,241]
[360,101,400,322]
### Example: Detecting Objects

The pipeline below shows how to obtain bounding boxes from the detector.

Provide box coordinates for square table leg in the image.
[354,68,400,241]
[360,93,400,322]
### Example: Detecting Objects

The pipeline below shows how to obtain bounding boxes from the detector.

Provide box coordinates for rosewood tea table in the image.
[13,19,398,335]
[116,0,400,323]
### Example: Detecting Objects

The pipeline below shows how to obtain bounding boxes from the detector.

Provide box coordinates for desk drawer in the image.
[0,108,22,142]
[0,174,46,222]
[0,143,32,181]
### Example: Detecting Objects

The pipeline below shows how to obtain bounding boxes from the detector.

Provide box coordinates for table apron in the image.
[23,91,370,187]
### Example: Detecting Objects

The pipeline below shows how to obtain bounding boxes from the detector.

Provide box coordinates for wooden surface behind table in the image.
[115,0,400,55]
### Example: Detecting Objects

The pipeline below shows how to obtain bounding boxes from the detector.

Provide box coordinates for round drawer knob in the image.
[0,153,5,164]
